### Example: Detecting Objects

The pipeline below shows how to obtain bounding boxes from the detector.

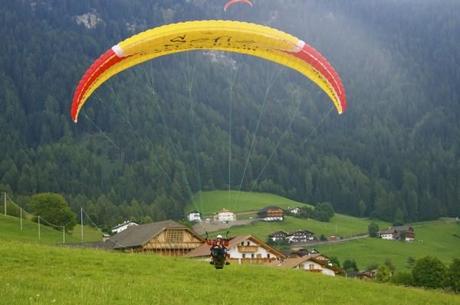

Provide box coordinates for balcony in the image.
[237,246,258,253]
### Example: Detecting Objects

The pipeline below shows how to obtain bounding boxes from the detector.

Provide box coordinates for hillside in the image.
[214,214,388,240]
[0,214,102,244]
[188,190,389,238]
[187,190,310,215]
[0,240,458,305]
[316,218,460,272]
[0,0,459,228]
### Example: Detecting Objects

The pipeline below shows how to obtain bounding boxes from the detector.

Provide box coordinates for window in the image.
[166,229,183,243]
[241,241,244,246]
[309,264,315,270]
[251,254,255,259]
[267,253,270,259]
[242,254,246,259]
[247,241,250,246]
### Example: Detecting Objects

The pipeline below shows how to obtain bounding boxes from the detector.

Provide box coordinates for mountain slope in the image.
[0,0,459,227]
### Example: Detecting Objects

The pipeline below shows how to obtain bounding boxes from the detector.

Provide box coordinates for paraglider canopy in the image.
[224,0,253,12]
[71,20,347,123]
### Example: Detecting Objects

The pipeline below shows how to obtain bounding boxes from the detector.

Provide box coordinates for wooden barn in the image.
[106,220,204,256]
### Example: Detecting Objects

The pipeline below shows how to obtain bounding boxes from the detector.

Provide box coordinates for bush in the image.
[28,193,77,232]
[376,265,391,282]
[368,222,379,237]
[391,272,413,286]
[312,202,335,222]
[412,256,447,289]
[447,258,460,293]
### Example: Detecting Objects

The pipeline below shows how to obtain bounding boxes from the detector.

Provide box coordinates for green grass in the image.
[316,219,460,271]
[215,215,389,240]
[0,214,102,244]
[186,190,309,215]
[0,240,458,305]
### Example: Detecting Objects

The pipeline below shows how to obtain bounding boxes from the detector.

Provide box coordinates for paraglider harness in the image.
[206,232,230,269]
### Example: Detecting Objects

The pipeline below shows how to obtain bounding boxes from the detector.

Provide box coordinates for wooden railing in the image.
[237,245,258,253]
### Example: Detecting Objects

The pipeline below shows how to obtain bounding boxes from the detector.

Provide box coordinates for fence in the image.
[1,192,104,244]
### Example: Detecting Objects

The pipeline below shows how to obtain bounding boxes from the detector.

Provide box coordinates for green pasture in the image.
[187,190,309,215]
[0,240,458,305]
[215,215,389,240]
[0,214,102,244]
[316,219,460,272]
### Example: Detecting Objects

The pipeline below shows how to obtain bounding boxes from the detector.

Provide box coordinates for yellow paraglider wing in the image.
[72,20,346,122]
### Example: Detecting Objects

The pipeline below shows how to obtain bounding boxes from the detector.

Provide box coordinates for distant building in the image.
[378,225,415,241]
[214,208,236,223]
[187,210,202,222]
[287,207,302,215]
[258,206,284,222]
[286,230,315,243]
[268,231,288,242]
[187,235,286,264]
[111,221,138,234]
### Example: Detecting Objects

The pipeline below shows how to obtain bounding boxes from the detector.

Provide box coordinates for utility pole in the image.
[3,192,6,216]
[20,208,23,231]
[38,216,41,241]
[63,226,66,244]
[80,208,84,242]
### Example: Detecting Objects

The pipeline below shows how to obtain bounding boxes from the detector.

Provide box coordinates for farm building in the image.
[286,230,315,243]
[378,225,415,241]
[105,220,204,255]
[214,208,236,223]
[258,206,284,222]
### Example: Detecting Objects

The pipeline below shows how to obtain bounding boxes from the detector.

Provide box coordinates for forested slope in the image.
[0,0,459,228]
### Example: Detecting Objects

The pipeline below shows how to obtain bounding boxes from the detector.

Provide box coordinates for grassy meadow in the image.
[316,219,460,271]
[215,215,389,240]
[0,214,102,244]
[1,240,459,305]
[187,190,310,215]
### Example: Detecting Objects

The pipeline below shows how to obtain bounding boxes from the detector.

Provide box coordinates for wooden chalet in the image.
[257,206,284,222]
[105,220,204,255]
[186,235,286,264]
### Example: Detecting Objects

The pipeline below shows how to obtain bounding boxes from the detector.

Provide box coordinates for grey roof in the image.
[378,225,412,235]
[108,220,188,249]
[259,205,283,212]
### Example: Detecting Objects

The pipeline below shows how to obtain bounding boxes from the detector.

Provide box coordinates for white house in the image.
[286,230,315,243]
[287,207,302,215]
[274,254,337,276]
[187,210,202,222]
[186,235,286,264]
[111,221,138,234]
[214,208,236,223]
